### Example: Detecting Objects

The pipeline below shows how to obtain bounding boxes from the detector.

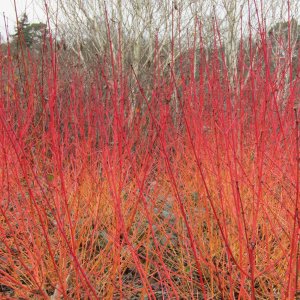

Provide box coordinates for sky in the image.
[0,0,47,40]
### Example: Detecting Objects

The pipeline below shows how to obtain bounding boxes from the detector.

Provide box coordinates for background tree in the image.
[16,0,297,77]
[11,12,47,50]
